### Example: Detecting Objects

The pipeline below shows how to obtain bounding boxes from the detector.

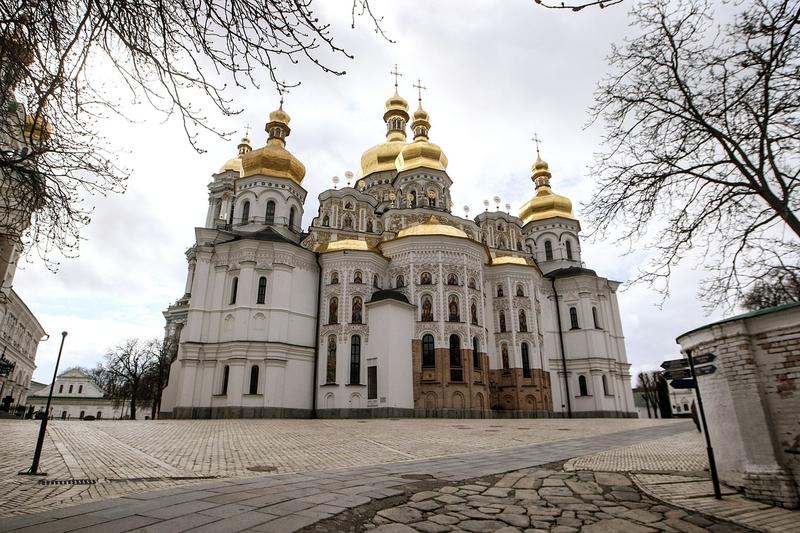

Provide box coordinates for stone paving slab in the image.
[0,421,693,533]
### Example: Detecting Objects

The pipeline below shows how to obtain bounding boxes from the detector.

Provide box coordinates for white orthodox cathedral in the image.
[159,83,636,419]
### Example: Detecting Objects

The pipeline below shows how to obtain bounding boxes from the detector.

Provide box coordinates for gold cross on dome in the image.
[531,133,543,155]
[412,78,427,104]
[389,64,403,90]
[278,80,291,105]
[244,123,251,137]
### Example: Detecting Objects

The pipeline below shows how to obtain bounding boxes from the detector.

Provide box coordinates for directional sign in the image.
[661,358,689,370]
[695,364,717,376]
[662,368,691,381]
[670,378,696,389]
[692,353,716,366]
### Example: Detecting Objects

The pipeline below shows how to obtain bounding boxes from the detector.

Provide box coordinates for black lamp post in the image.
[19,331,67,476]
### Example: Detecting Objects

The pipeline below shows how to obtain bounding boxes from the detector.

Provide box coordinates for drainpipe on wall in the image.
[311,252,322,419]
[551,277,572,418]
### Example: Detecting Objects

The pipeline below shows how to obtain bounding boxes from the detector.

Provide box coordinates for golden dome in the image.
[219,157,242,174]
[385,92,409,114]
[396,216,468,239]
[361,140,407,176]
[519,153,574,223]
[319,239,377,253]
[396,141,448,172]
[240,103,305,183]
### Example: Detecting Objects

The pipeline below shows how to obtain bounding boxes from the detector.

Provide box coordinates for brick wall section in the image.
[677,304,800,508]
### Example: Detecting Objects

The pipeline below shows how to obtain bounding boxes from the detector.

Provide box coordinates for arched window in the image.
[373,274,379,288]
[592,306,601,329]
[565,240,574,260]
[350,335,361,385]
[256,276,267,304]
[498,237,506,249]
[249,365,259,395]
[468,277,476,289]
[326,335,337,384]
[569,307,579,329]
[420,272,432,285]
[221,365,230,395]
[578,375,588,396]
[265,200,276,225]
[351,297,363,324]
[58,384,63,393]
[366,219,373,233]
[241,201,250,224]
[516,241,523,251]
[519,309,528,332]
[428,192,436,207]
[470,301,478,325]
[230,277,238,304]
[522,343,531,378]
[330,271,339,285]
[447,273,458,286]
[328,297,338,324]
[78,385,83,394]
[516,284,525,297]
[602,374,609,396]
[343,216,353,230]
[448,295,460,322]
[353,271,363,284]
[422,334,435,368]
[421,296,434,322]
[322,214,330,226]
[499,310,506,332]
[497,284,504,297]
[501,345,510,369]
[80,410,85,419]
[396,274,405,288]
[472,337,480,369]
[545,240,553,261]
[410,190,417,208]
[288,206,296,229]
[449,334,462,381]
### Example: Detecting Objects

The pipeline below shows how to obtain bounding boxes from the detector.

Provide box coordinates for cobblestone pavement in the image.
[0,421,692,532]
[359,467,753,533]
[0,417,676,518]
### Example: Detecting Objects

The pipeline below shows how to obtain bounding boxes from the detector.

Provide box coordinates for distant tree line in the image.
[84,337,176,420]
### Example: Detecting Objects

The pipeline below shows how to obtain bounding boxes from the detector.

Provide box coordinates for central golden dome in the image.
[396,216,468,239]
[241,104,306,184]
[519,153,574,224]
[395,103,447,172]
[360,89,410,177]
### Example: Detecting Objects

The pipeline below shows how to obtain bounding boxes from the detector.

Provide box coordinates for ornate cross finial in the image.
[412,78,427,105]
[278,80,290,106]
[389,64,403,90]
[244,123,251,137]
[531,133,542,155]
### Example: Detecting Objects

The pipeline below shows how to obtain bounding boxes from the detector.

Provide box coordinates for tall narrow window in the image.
[449,334,462,382]
[545,240,553,261]
[499,311,506,332]
[470,301,478,325]
[592,306,601,329]
[322,214,330,226]
[265,200,276,224]
[366,219,374,232]
[230,277,238,304]
[326,335,336,384]
[421,296,434,321]
[396,274,405,288]
[249,365,259,394]
[565,240,573,260]
[410,190,417,208]
[351,297,363,324]
[448,295,460,322]
[288,206,296,229]
[328,297,338,324]
[256,276,267,304]
[602,374,609,396]
[522,343,531,378]
[68,385,73,393]
[373,274,379,288]
[497,284,504,297]
[501,345,509,369]
[578,375,588,396]
[350,335,361,385]
[472,337,480,370]
[569,307,579,329]
[516,284,525,297]
[519,309,528,332]
[241,201,250,224]
[58,384,63,393]
[78,385,83,393]
[221,365,230,395]
[422,334,435,368]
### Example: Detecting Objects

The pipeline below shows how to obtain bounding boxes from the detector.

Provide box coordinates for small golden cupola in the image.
[240,102,306,184]
[218,134,252,174]
[519,150,574,224]
[359,66,410,177]
[395,96,448,172]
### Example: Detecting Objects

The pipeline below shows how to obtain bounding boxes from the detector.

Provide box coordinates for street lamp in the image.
[19,331,67,476]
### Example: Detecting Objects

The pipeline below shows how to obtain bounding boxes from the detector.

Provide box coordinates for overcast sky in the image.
[16,0,726,384]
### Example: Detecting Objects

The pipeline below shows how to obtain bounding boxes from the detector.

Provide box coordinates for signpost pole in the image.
[19,331,67,476]
[688,350,721,499]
